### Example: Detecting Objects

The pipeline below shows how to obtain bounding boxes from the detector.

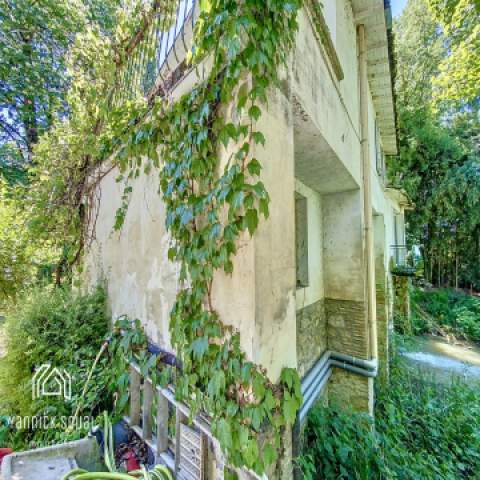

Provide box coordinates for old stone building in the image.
[83,0,410,477]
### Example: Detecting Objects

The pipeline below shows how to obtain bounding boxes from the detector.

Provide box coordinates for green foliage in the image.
[0,285,112,447]
[392,0,480,290]
[113,0,304,472]
[109,317,302,476]
[427,0,480,108]
[300,356,480,479]
[0,180,54,303]
[411,287,480,342]
[21,0,305,472]
[298,406,385,479]
[394,0,445,112]
[0,0,120,161]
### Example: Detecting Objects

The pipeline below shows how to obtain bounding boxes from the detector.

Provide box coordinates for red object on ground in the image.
[0,448,13,465]
[124,450,140,472]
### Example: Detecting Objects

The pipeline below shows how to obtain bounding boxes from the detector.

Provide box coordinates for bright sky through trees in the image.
[392,0,408,17]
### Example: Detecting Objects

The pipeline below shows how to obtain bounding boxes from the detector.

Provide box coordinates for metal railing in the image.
[116,0,197,105]
[390,245,416,276]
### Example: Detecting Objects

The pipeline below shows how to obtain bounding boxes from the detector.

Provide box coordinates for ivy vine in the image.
[109,0,305,476]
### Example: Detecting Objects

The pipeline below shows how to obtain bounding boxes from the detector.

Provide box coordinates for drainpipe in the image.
[298,350,378,424]
[358,24,378,364]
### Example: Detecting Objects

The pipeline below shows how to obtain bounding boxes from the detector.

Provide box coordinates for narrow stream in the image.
[401,335,480,383]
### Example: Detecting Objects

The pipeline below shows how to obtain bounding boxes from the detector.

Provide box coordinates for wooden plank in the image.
[129,366,141,426]
[156,391,169,454]
[143,380,154,440]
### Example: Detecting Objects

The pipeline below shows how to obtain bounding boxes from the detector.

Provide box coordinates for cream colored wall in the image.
[295,179,324,311]
[293,3,362,189]
[82,0,400,386]
[251,88,297,380]
[83,167,179,349]
[83,85,297,382]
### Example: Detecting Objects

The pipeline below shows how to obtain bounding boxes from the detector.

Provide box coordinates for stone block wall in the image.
[296,299,327,377]
[325,298,368,360]
[328,367,373,412]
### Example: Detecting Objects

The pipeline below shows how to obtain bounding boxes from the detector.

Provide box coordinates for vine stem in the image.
[73,340,109,420]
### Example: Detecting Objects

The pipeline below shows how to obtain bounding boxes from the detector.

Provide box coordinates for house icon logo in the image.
[32,364,72,400]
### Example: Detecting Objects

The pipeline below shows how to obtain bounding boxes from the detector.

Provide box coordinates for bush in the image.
[0,285,113,448]
[411,287,480,342]
[300,356,480,479]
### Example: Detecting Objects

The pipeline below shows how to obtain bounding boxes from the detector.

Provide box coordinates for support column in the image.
[323,190,373,413]
[374,215,389,382]
[252,86,297,382]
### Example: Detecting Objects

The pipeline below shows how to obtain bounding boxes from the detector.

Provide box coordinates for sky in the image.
[391,0,408,17]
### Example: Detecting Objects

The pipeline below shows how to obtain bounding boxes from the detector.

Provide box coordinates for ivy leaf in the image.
[243,438,259,468]
[259,198,269,218]
[283,391,299,425]
[252,131,265,146]
[192,336,208,358]
[252,373,266,401]
[245,208,258,236]
[248,105,262,121]
[208,370,226,398]
[247,158,262,176]
[250,406,264,430]
[237,82,249,111]
[263,443,277,466]
[216,418,232,450]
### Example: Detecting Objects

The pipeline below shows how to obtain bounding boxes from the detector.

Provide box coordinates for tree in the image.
[0,0,121,298]
[427,0,480,108]
[0,0,84,161]
[394,0,445,112]
[0,0,120,163]
[392,0,480,289]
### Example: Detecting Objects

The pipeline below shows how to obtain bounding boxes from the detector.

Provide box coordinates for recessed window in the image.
[295,193,309,288]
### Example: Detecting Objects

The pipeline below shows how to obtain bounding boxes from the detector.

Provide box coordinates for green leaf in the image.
[247,158,262,176]
[263,443,277,466]
[216,418,232,450]
[192,336,208,358]
[245,208,258,236]
[252,132,265,146]
[237,82,249,110]
[248,105,262,121]
[283,391,299,425]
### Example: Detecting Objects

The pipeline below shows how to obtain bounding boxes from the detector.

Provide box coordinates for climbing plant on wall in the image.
[28,0,305,475]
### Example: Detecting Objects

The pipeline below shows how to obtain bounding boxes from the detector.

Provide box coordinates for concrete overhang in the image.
[386,187,414,210]
[351,0,398,155]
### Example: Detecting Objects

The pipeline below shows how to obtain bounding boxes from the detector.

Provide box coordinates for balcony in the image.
[390,245,417,276]
[115,0,198,105]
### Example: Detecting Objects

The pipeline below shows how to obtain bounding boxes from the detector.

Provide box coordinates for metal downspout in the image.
[358,23,378,364]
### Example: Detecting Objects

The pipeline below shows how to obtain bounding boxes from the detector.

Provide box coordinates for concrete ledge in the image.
[2,436,103,480]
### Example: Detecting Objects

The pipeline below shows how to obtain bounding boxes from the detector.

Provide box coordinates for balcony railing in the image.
[390,245,416,276]
[115,0,198,105]
[124,362,262,479]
